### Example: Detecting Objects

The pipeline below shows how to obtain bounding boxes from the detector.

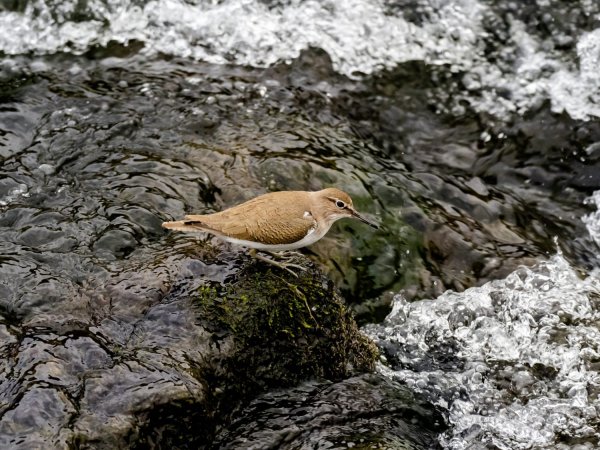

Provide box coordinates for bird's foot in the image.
[249,249,307,277]
[264,250,304,261]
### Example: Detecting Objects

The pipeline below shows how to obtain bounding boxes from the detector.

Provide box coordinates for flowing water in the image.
[0,0,599,448]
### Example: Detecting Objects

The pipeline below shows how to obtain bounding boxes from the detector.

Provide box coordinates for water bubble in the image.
[582,191,600,246]
[38,164,55,175]
[0,183,28,207]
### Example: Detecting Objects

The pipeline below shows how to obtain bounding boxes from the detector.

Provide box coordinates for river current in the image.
[1,1,599,448]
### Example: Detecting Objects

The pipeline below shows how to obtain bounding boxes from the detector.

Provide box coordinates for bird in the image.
[162,187,379,274]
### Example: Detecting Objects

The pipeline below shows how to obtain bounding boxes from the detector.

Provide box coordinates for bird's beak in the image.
[348,207,379,229]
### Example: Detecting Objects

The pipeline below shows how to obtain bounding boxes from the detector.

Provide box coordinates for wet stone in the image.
[0,241,381,448]
[17,226,65,248]
[92,229,138,259]
[0,339,16,371]
[0,13,599,447]
[212,374,444,450]
[0,387,76,449]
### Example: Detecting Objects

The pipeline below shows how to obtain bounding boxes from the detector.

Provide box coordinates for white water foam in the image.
[1,0,599,120]
[0,183,29,208]
[583,190,600,248]
[548,29,600,120]
[364,255,600,449]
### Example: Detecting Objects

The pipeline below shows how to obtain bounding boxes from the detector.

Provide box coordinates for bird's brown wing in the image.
[184,193,315,245]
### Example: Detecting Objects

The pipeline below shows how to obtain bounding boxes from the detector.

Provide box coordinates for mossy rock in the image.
[195,257,378,416]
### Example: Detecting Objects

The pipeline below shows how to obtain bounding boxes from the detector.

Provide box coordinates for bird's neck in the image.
[308,193,338,232]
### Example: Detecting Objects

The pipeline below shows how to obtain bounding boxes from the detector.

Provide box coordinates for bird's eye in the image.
[335,200,346,208]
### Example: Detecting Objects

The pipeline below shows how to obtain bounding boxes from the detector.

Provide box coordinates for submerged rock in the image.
[1,34,598,449]
[136,257,379,448]
[0,247,380,449]
[212,373,445,450]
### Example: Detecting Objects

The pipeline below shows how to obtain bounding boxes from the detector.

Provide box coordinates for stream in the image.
[1,0,599,448]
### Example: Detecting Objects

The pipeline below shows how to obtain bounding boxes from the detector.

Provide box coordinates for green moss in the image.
[195,260,378,393]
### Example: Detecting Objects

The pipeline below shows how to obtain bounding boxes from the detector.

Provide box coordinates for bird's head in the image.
[312,188,379,229]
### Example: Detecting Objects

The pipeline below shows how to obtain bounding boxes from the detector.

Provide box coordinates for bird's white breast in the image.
[222,220,330,251]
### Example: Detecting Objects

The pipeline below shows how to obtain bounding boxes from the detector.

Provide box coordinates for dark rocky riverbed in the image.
[1,0,600,448]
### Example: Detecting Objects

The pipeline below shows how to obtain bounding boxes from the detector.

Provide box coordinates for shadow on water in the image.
[0,42,599,447]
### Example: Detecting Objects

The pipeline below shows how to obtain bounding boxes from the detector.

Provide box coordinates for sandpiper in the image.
[162,187,378,274]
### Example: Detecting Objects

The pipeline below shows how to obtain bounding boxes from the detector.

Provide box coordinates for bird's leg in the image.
[248,249,306,277]
[274,275,318,327]
[262,250,304,262]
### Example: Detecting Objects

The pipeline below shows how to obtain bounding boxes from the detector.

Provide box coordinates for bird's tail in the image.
[162,220,209,233]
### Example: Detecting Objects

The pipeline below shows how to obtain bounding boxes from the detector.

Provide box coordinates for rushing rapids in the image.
[0,0,599,448]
